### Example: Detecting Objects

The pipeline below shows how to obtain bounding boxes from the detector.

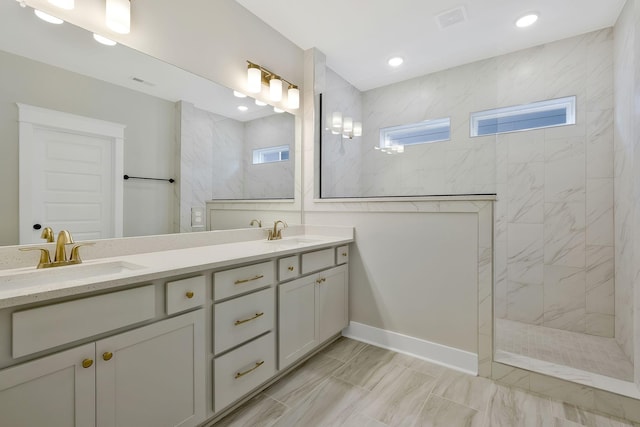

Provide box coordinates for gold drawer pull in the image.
[186,291,194,299]
[316,277,327,284]
[82,358,93,369]
[103,352,113,361]
[235,312,265,325]
[342,252,347,257]
[234,274,264,285]
[235,361,265,379]
[288,266,294,271]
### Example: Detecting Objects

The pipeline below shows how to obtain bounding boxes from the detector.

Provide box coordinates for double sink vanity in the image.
[0,225,353,427]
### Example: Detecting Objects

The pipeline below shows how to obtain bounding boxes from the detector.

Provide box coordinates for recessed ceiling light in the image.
[273,107,285,113]
[233,91,247,98]
[516,13,538,28]
[388,57,404,67]
[238,105,248,112]
[34,9,64,24]
[255,99,267,106]
[93,33,117,46]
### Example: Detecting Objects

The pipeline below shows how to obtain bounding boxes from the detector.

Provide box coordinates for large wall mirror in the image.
[0,2,297,245]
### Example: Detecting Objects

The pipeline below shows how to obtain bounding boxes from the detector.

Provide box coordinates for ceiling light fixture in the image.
[246,61,300,109]
[48,0,74,10]
[388,57,404,67]
[516,13,538,28]
[34,9,64,24]
[106,0,131,34]
[93,33,117,46]
[237,105,248,112]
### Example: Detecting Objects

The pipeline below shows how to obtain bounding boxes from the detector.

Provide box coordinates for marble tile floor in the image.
[214,337,639,427]
[495,319,633,382]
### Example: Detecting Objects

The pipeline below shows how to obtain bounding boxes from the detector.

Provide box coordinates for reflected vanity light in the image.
[34,9,63,24]
[93,33,117,46]
[273,107,285,113]
[329,111,361,139]
[255,99,267,106]
[48,0,74,10]
[246,61,299,109]
[106,0,131,34]
[233,91,247,98]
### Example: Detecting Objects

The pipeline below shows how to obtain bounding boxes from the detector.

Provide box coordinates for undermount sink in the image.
[263,237,325,248]
[0,260,147,289]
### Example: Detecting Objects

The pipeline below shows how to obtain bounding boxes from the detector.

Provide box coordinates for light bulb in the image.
[48,0,74,10]
[34,9,63,24]
[247,64,262,93]
[93,34,117,46]
[353,122,362,137]
[269,76,282,102]
[331,112,343,132]
[343,117,353,133]
[106,0,130,34]
[287,85,299,109]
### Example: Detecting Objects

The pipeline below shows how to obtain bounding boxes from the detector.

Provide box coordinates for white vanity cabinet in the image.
[279,264,348,369]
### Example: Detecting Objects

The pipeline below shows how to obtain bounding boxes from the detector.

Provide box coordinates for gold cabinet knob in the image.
[103,352,113,361]
[186,291,194,299]
[82,358,93,369]
[342,252,347,257]
[288,266,294,271]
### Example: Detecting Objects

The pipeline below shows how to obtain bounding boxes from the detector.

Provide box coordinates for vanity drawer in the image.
[214,261,274,301]
[166,275,206,315]
[13,285,155,358]
[301,248,335,274]
[278,255,299,281]
[214,287,275,355]
[336,245,349,265]
[214,332,275,412]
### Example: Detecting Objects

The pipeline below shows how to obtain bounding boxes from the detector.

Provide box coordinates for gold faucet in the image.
[19,230,94,269]
[267,220,287,240]
[41,227,54,243]
[250,219,262,228]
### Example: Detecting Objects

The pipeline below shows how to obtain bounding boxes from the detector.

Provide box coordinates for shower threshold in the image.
[495,319,639,399]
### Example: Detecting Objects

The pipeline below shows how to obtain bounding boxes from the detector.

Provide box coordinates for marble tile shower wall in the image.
[494,29,615,338]
[243,113,295,199]
[614,0,637,369]
[321,68,363,197]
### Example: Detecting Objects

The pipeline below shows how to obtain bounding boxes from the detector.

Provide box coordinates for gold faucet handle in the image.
[69,243,95,263]
[40,227,54,243]
[19,247,52,269]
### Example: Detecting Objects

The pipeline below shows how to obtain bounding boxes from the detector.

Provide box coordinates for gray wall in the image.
[0,50,177,246]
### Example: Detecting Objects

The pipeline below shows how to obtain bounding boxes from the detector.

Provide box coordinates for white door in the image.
[18,104,124,244]
[0,343,96,427]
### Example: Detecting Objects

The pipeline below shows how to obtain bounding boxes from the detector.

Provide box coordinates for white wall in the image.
[0,50,176,245]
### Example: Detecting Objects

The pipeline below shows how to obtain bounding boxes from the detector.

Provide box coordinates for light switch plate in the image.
[191,206,205,228]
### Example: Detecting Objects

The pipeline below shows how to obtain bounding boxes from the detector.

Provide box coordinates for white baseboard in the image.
[342,321,478,375]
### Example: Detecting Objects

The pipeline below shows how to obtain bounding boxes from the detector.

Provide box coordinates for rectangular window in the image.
[470,96,576,137]
[379,118,450,153]
[252,145,290,165]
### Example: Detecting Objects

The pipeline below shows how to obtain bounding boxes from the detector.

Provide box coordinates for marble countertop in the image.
[0,233,353,309]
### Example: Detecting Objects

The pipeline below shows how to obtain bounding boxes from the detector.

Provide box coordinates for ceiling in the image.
[235,0,627,91]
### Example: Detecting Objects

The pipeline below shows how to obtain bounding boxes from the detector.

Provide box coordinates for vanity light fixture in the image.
[34,9,64,24]
[106,0,131,34]
[246,61,299,109]
[93,33,117,46]
[516,13,538,28]
[48,0,74,10]
[329,111,362,139]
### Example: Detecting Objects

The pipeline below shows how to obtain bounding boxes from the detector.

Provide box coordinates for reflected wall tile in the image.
[507,282,544,324]
[507,162,544,223]
[586,178,614,246]
[543,266,586,333]
[544,203,586,268]
[545,137,586,203]
[585,313,614,337]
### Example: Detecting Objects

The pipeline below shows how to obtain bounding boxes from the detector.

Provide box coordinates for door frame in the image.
[17,103,125,244]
